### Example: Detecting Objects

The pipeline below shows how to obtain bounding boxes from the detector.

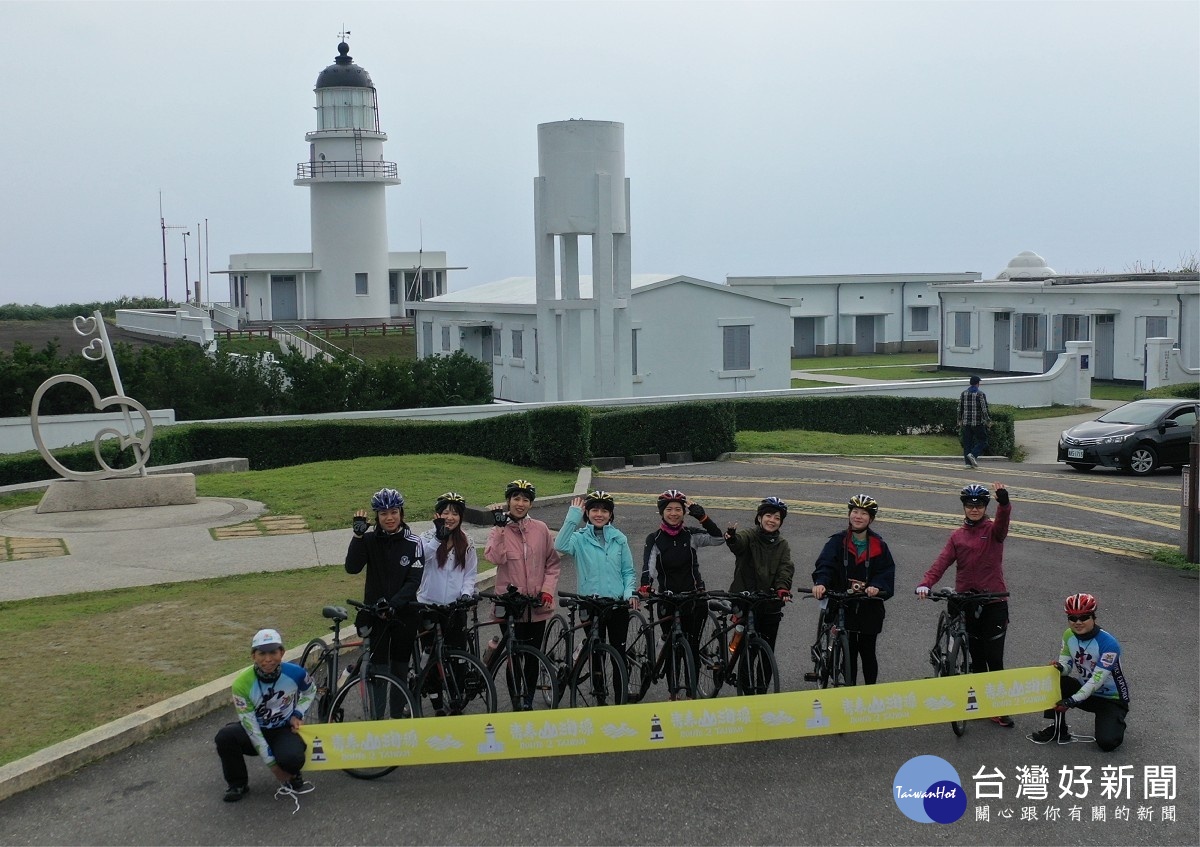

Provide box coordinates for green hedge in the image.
[0,395,1021,486]
[589,402,736,461]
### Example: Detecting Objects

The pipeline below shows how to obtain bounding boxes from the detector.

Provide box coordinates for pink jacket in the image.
[484,517,561,622]
[919,502,1012,595]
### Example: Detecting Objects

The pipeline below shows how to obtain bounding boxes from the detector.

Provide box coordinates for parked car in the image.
[1058,399,1198,475]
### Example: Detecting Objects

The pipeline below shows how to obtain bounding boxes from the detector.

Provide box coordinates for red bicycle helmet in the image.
[1064,593,1097,616]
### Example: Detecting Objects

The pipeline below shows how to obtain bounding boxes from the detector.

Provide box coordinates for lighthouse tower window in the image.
[355,273,368,295]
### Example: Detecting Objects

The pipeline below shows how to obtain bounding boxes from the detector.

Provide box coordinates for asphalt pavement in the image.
[0,447,1195,847]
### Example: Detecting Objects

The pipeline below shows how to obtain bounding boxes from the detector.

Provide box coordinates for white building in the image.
[219,41,455,325]
[411,274,793,402]
[726,271,981,356]
[930,251,1199,381]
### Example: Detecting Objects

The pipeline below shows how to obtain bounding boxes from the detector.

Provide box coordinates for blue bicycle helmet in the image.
[371,488,405,511]
[959,484,990,506]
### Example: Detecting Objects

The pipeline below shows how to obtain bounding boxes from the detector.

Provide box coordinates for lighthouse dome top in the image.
[315,42,375,89]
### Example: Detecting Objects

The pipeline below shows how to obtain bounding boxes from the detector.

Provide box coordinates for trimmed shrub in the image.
[589,402,736,461]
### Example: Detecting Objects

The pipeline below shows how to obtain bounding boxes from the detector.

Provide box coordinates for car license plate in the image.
[1067,449,1084,459]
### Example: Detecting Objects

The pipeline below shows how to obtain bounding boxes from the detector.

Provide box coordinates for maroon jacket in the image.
[919,502,1012,595]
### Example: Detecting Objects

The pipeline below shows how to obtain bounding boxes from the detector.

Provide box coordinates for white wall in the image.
[1,409,176,455]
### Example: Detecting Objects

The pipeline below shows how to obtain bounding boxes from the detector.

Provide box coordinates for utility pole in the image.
[159,192,188,304]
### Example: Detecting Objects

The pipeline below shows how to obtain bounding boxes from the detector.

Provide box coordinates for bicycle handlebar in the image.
[557,591,630,612]
[707,590,790,609]
[795,587,886,602]
[926,589,1010,604]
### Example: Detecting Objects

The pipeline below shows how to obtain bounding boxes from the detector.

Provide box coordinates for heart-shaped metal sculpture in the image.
[30,374,155,481]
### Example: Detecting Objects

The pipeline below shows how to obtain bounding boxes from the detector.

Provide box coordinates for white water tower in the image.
[534,120,632,401]
[294,41,399,320]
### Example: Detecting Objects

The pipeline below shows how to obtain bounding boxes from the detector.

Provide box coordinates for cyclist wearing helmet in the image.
[916,482,1014,727]
[1030,593,1129,750]
[484,479,561,709]
[810,494,896,685]
[641,489,724,699]
[724,496,796,657]
[346,487,425,693]
[417,492,478,652]
[554,490,636,654]
[214,628,315,803]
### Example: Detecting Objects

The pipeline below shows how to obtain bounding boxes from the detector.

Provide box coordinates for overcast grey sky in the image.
[2,0,1197,306]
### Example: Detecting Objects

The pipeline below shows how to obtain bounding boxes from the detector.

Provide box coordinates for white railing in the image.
[209,303,240,331]
[274,325,363,364]
[115,309,215,348]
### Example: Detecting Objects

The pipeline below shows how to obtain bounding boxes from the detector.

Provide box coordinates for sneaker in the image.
[967,453,979,468]
[1029,724,1058,744]
[803,671,820,682]
[288,774,316,795]
[990,714,1015,728]
[1056,728,1074,745]
[223,784,249,803]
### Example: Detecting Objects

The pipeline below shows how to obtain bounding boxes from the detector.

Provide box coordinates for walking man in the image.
[958,375,990,468]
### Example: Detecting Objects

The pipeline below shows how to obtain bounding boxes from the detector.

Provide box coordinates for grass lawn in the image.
[790,352,935,370]
[194,454,577,531]
[0,566,364,766]
[736,430,962,454]
[215,330,415,363]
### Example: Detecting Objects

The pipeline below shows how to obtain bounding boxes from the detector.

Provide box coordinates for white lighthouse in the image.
[294,41,399,320]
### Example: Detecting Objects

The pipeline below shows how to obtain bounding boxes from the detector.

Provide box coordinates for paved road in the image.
[0,456,1195,846]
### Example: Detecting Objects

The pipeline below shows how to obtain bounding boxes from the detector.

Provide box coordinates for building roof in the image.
[430,274,678,305]
[315,42,374,89]
[997,250,1056,279]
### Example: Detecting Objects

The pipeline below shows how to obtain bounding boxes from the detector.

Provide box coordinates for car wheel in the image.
[1126,444,1159,476]
[1066,462,1096,472]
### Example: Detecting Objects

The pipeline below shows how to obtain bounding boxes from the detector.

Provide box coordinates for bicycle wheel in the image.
[695,611,728,698]
[667,632,698,700]
[299,638,331,720]
[414,649,497,716]
[830,631,851,688]
[327,669,416,780]
[538,614,569,708]
[624,611,655,703]
[569,643,628,707]
[736,635,781,696]
[494,644,559,712]
[934,635,968,737]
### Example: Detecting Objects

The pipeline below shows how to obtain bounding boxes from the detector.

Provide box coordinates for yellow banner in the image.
[298,666,1058,770]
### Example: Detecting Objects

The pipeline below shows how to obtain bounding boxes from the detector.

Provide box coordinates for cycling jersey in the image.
[641,517,723,593]
[230,663,314,766]
[1057,626,1129,703]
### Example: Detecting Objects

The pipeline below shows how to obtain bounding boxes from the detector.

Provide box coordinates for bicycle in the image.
[541,592,630,707]
[698,591,787,696]
[926,588,1010,737]
[473,586,560,712]
[625,590,709,702]
[797,588,885,688]
[297,598,419,779]
[409,597,498,717]
[299,604,364,722]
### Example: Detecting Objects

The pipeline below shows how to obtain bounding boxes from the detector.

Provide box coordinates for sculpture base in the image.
[37,474,198,513]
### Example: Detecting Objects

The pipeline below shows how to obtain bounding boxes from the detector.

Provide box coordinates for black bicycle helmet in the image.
[583,484,614,518]
[959,484,990,506]
[434,491,466,516]
[505,479,536,501]
[848,493,879,518]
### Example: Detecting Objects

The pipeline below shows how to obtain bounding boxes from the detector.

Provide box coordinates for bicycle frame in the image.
[706,591,784,696]
[926,588,1010,737]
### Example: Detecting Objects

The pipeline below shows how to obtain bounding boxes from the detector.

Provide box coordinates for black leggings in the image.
[848,631,879,685]
[512,620,547,697]
[1042,676,1129,752]
[965,601,1008,673]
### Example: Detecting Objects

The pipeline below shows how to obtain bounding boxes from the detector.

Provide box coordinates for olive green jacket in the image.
[726,528,795,592]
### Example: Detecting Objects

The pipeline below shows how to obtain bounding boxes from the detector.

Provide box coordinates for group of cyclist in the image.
[216,475,1128,803]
